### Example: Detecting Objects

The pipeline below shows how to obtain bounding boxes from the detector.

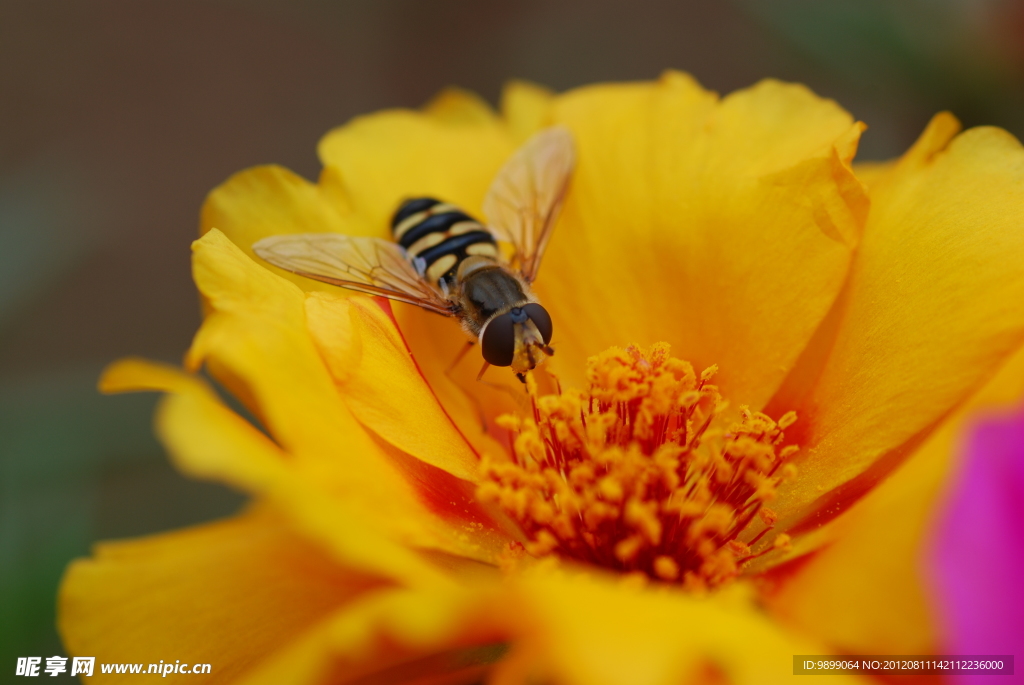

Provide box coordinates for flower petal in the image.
[762,423,952,652]
[100,357,288,493]
[200,165,370,293]
[497,573,866,685]
[236,585,507,685]
[367,297,525,463]
[126,231,513,567]
[187,229,397,474]
[317,92,514,233]
[59,508,384,683]
[101,357,466,587]
[929,408,1024,662]
[307,94,527,448]
[761,335,1024,652]
[769,113,1024,530]
[304,291,481,483]
[199,93,526,454]
[501,80,556,143]
[232,571,865,685]
[538,72,867,407]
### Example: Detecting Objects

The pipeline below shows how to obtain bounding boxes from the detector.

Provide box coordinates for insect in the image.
[253,126,575,383]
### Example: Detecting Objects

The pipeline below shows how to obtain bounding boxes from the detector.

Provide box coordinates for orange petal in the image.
[232,571,866,685]
[244,91,524,450]
[763,339,1024,653]
[768,113,1024,531]
[537,72,867,408]
[124,232,513,566]
[101,357,468,586]
[236,585,508,685]
[314,88,522,443]
[187,229,383,468]
[58,507,384,683]
[304,291,481,483]
[499,572,868,685]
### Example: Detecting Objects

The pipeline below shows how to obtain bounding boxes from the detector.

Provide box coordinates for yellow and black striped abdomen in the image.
[391,197,499,287]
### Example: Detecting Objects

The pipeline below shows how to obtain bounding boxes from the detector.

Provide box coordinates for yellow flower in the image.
[59,73,1024,684]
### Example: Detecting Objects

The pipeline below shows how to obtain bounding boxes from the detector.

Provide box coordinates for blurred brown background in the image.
[2,0,1022,672]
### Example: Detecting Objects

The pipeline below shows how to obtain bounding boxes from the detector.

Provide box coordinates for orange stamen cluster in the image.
[478,343,799,589]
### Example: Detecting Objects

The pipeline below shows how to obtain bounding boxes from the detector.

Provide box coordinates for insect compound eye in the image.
[481,312,516,367]
[523,303,553,344]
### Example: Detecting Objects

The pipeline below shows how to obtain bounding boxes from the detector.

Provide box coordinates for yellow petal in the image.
[130,232,513,567]
[231,571,865,685]
[537,72,867,408]
[852,160,895,189]
[101,357,462,586]
[423,86,497,125]
[501,573,867,685]
[763,338,1024,653]
[187,229,376,463]
[237,585,507,685]
[317,95,514,233]
[375,298,524,463]
[769,113,1024,530]
[304,291,480,483]
[101,357,287,493]
[314,95,530,441]
[763,430,951,652]
[500,80,556,143]
[204,86,543,454]
[200,165,370,293]
[59,507,383,683]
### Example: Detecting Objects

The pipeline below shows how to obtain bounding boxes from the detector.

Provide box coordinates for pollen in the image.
[478,343,799,589]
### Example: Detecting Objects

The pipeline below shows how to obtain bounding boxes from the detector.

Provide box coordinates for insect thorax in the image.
[391,197,500,290]
[457,264,530,335]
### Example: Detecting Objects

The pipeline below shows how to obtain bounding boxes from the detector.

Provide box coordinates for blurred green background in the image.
[2,0,1023,678]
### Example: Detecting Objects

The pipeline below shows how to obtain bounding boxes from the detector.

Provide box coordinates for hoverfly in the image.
[253,126,575,382]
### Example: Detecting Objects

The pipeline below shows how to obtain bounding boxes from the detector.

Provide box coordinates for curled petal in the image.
[540,72,867,407]
[768,113,1024,533]
[110,231,514,568]
[304,291,481,483]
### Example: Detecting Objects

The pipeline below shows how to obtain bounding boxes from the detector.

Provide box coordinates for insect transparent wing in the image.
[252,233,455,315]
[482,126,575,282]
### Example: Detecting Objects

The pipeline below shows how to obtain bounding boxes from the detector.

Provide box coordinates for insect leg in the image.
[476,361,491,381]
[440,346,493,434]
[447,339,476,373]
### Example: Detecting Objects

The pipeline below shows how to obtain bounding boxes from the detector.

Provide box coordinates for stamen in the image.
[478,343,799,589]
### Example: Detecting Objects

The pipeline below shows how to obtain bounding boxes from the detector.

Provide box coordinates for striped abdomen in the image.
[391,197,500,287]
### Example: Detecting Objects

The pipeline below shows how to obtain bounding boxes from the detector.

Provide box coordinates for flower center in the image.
[477,343,798,590]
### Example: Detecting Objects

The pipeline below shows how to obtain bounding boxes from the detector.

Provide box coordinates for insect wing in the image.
[482,126,575,282]
[252,233,454,315]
